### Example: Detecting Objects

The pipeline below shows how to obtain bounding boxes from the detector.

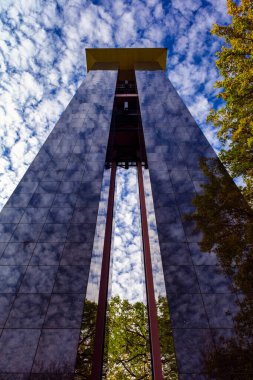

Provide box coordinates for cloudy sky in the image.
[87,166,166,303]
[109,167,147,303]
[0,0,229,209]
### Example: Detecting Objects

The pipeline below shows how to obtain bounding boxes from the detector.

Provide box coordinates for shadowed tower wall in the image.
[136,70,253,378]
[0,70,117,377]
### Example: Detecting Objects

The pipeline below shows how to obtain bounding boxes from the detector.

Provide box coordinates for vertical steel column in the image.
[91,162,117,379]
[137,162,164,380]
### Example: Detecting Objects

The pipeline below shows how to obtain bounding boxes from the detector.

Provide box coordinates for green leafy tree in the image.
[185,157,253,377]
[185,158,253,289]
[103,296,178,380]
[75,299,98,379]
[75,296,178,379]
[207,0,253,205]
[103,296,152,379]
[156,296,178,380]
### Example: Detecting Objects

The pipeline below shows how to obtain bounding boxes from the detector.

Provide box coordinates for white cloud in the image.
[0,0,230,209]
[115,11,137,46]
[109,168,147,303]
[201,124,221,153]
[154,3,163,19]
[189,94,210,124]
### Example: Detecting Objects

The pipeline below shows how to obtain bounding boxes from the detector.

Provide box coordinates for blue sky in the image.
[86,166,167,303]
[0,0,230,209]
[109,167,147,303]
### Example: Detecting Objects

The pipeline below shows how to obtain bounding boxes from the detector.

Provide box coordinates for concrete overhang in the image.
[86,48,167,72]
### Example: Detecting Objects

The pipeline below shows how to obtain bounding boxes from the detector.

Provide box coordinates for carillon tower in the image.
[0,48,252,379]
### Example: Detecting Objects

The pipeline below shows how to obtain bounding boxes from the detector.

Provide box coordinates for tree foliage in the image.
[207,0,253,205]
[185,157,253,376]
[103,296,152,379]
[103,296,178,380]
[186,158,253,292]
[75,296,178,379]
[75,299,98,379]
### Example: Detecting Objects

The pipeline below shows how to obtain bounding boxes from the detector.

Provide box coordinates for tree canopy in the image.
[185,157,253,376]
[103,296,178,380]
[75,296,178,379]
[207,0,253,205]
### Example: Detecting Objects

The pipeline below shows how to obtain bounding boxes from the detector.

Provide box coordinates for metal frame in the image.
[137,162,164,380]
[91,162,116,379]
[91,162,163,379]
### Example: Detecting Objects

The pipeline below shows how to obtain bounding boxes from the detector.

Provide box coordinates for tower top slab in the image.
[86,48,167,72]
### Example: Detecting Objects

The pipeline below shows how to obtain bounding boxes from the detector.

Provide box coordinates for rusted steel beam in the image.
[137,162,164,380]
[91,162,116,379]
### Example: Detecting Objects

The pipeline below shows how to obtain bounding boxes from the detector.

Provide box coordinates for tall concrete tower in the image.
[0,48,252,379]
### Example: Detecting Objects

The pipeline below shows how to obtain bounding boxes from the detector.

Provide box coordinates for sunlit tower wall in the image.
[0,48,252,379]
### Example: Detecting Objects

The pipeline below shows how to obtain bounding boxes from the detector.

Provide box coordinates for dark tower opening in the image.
[105,70,147,168]
[90,68,164,380]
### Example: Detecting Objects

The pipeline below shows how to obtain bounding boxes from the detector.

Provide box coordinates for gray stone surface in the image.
[136,70,252,377]
[1,66,250,378]
[0,69,117,377]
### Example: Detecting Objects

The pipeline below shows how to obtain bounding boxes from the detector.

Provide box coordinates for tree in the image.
[103,296,152,379]
[75,296,178,379]
[207,0,253,205]
[103,296,178,380]
[185,157,253,293]
[184,157,253,377]
[75,299,98,379]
